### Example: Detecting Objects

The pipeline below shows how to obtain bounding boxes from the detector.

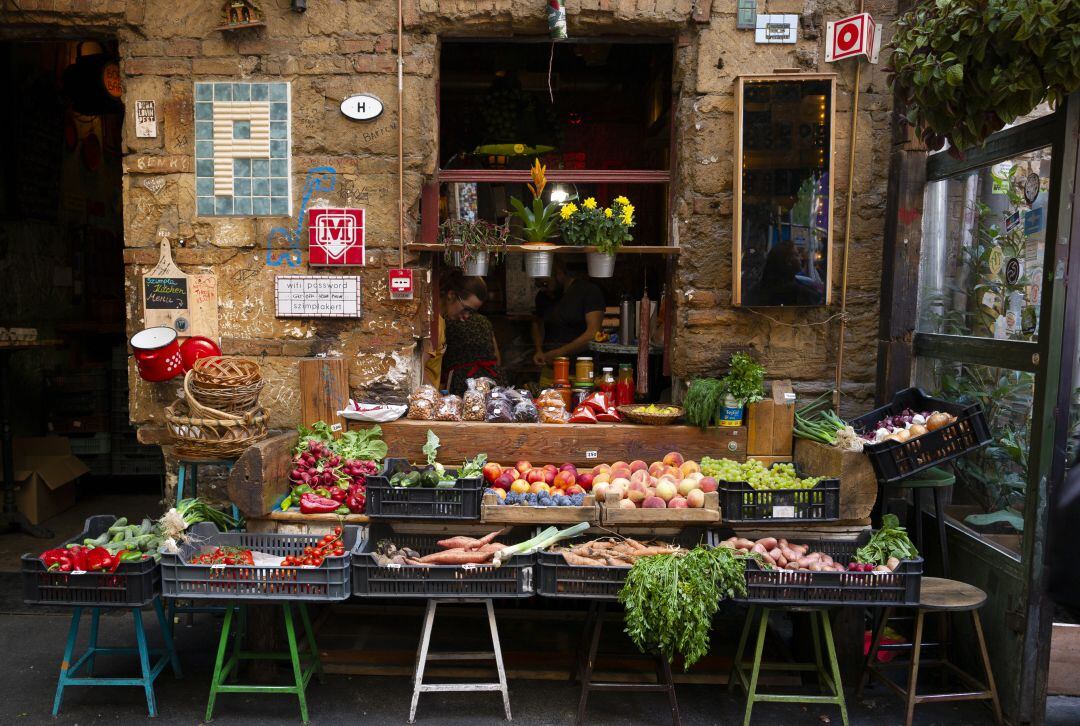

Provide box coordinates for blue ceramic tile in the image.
[270,159,288,176]
[271,196,290,215]
[233,196,252,215]
[196,121,213,139]
[197,196,215,216]
[195,140,214,159]
[251,83,268,101]
[234,178,252,196]
[196,160,214,178]
[196,178,214,196]
[252,197,271,215]
[214,196,233,215]
[270,102,288,121]
[268,83,287,101]
[233,120,251,139]
[252,159,269,177]
[233,83,250,101]
[252,178,270,196]
[270,177,288,196]
[234,158,251,177]
[214,83,233,101]
[270,121,287,139]
[195,102,213,121]
[195,83,213,101]
[270,140,287,158]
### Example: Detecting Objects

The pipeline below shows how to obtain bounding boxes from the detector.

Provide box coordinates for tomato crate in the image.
[718,477,840,523]
[364,458,483,520]
[741,533,923,606]
[160,523,358,601]
[22,515,160,608]
[537,528,713,601]
[351,523,535,598]
[851,387,991,484]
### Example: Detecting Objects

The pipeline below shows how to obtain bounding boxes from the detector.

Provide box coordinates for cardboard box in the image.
[747,380,796,457]
[0,437,88,524]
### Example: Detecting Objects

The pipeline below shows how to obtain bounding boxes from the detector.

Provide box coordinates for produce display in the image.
[189,547,255,566]
[591,452,718,510]
[700,457,821,490]
[861,408,957,444]
[388,430,486,489]
[282,421,387,514]
[281,527,346,567]
[369,523,589,568]
[549,537,682,566]
[41,544,145,573]
[854,514,920,567]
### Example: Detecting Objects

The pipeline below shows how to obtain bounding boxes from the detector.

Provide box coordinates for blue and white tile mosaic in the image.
[194,82,291,217]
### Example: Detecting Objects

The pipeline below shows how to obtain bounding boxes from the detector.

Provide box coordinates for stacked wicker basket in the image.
[165,357,268,459]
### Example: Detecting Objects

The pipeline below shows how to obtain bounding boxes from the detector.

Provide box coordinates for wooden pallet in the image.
[600,491,720,525]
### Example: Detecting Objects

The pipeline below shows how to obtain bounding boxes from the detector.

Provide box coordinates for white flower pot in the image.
[463,251,489,276]
[524,250,554,277]
[587,251,617,278]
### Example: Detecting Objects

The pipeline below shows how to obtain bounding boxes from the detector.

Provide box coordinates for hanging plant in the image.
[888,1,1080,155]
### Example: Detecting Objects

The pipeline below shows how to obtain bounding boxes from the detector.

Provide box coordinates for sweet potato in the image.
[437,536,480,550]
[418,549,494,565]
[735,538,756,550]
[466,527,510,550]
[563,552,603,566]
[757,537,778,551]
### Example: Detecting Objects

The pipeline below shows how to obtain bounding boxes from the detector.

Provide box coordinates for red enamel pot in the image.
[130,327,184,382]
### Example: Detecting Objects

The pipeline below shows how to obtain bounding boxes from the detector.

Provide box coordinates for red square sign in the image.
[825,13,880,64]
[388,268,414,300]
[308,208,365,266]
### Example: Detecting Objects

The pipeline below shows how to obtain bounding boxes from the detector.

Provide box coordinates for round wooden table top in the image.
[919,576,987,611]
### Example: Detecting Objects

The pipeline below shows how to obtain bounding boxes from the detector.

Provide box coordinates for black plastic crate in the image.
[22,515,160,608]
[365,458,482,520]
[851,388,991,484]
[161,523,358,601]
[538,528,713,601]
[351,523,535,598]
[719,477,840,523]
[741,533,922,606]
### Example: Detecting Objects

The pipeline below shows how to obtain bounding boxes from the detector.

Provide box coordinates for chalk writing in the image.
[144,276,188,309]
[265,166,337,267]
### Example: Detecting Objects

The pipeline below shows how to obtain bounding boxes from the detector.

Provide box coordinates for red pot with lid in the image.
[130,327,184,381]
[179,335,222,371]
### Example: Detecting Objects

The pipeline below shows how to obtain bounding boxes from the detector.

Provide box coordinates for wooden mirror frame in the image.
[732,72,837,306]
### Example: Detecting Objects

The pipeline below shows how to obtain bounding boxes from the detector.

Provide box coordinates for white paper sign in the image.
[275,275,362,318]
[772,505,796,519]
[756,14,798,44]
[135,100,157,138]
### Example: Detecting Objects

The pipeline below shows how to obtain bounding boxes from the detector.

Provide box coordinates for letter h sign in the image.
[308,208,365,266]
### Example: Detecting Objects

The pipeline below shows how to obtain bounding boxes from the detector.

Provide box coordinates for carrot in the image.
[624,539,647,550]
[438,536,480,550]
[563,552,604,566]
[418,549,494,565]
[466,527,510,550]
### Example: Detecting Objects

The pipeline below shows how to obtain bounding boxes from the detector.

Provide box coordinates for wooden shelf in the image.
[408,244,680,255]
[437,169,670,184]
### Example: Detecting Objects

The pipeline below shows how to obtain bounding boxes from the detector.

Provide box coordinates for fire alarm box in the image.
[388,268,414,300]
[825,12,881,64]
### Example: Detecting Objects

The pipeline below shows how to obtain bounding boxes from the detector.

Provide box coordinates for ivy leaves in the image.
[888,1,1080,154]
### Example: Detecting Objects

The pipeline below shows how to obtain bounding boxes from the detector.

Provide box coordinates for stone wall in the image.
[1,0,899,426]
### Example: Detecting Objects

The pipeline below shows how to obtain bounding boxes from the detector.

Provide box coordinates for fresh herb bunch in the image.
[438,218,510,266]
[856,514,919,565]
[722,352,766,404]
[684,378,726,430]
[296,421,388,462]
[619,546,748,668]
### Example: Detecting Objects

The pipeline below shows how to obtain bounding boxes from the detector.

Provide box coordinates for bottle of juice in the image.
[616,363,635,406]
[596,367,616,402]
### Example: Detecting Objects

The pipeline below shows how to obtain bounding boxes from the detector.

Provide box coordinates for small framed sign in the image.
[275,275,362,318]
[340,94,384,121]
[144,276,188,310]
[756,14,798,44]
[309,208,365,266]
[388,268,414,300]
[135,100,157,138]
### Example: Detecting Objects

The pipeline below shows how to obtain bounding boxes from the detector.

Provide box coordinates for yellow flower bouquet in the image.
[559,195,635,255]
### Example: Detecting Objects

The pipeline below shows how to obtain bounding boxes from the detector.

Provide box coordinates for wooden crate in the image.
[600,491,720,525]
[481,493,598,524]
[793,439,878,521]
[746,380,796,457]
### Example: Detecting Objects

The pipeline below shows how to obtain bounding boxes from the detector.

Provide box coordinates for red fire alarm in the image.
[825,13,880,64]
[388,268,414,300]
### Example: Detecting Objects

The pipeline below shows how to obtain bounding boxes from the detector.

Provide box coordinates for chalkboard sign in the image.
[144,277,188,309]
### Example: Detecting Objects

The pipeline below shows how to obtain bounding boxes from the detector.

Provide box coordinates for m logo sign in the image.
[308,208,365,266]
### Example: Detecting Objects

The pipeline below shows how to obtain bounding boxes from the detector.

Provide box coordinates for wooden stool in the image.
[409,598,511,723]
[574,601,680,726]
[858,577,1002,726]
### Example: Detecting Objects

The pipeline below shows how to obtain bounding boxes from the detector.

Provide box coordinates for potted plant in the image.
[508,159,561,277]
[718,352,766,427]
[438,218,509,276]
[560,195,635,278]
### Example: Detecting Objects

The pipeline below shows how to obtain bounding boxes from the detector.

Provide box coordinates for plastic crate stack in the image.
[45,368,112,476]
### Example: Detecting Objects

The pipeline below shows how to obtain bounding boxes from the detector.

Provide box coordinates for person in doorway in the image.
[443,313,504,396]
[423,271,489,389]
[532,259,605,383]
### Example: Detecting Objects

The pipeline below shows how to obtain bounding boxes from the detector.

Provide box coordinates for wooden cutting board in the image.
[142,238,191,333]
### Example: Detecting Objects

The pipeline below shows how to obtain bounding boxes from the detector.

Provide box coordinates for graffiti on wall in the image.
[265,165,336,267]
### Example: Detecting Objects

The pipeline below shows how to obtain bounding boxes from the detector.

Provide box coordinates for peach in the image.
[593,473,611,485]
[658,474,679,486]
[553,470,576,489]
[627,480,648,504]
[662,451,685,468]
[629,460,648,473]
[668,496,688,509]
[608,482,628,500]
[663,466,681,480]
[511,479,530,494]
[515,460,532,473]
[680,461,700,478]
[592,463,611,476]
[544,463,558,473]
[611,461,629,471]
[688,472,704,483]
[642,496,667,509]
[529,482,551,495]
[543,468,556,485]
[655,480,678,502]
[648,462,666,477]
[618,498,637,510]
[592,481,611,501]
[678,478,699,497]
[686,489,706,508]
[611,466,632,481]
[527,469,547,484]
[646,486,656,499]
[565,484,586,496]
[630,469,650,486]
[699,476,719,494]
[560,463,578,474]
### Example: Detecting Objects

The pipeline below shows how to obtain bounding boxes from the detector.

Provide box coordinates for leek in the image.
[493,522,591,567]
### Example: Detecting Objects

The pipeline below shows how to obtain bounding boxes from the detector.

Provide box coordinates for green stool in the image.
[729,606,848,726]
[885,466,954,578]
[206,602,324,724]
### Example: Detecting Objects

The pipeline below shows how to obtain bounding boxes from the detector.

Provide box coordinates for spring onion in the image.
[492,522,591,567]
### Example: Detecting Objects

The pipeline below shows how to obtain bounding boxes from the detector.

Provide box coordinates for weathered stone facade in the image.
[1,0,899,427]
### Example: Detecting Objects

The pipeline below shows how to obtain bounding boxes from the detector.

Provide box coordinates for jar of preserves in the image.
[596,367,616,401]
[575,356,594,383]
[552,356,571,385]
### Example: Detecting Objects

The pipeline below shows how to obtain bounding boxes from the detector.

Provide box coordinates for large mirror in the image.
[733,74,836,306]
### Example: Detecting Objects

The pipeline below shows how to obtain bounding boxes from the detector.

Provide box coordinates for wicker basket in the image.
[165,372,268,458]
[189,377,265,413]
[190,357,262,389]
[616,404,683,426]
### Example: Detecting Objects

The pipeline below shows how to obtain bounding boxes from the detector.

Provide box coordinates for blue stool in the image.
[176,458,240,524]
[53,598,182,717]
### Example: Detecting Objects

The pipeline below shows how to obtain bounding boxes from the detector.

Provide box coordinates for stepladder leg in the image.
[810,611,825,692]
[742,608,770,726]
[53,607,83,716]
[409,599,437,724]
[576,601,605,726]
[972,611,1003,726]
[154,598,183,678]
[282,603,309,725]
[206,604,235,723]
[572,602,598,685]
[658,650,681,726]
[298,603,324,684]
[730,606,757,694]
[133,607,158,717]
[904,610,926,726]
[933,486,951,579]
[485,599,512,721]
[820,610,849,726]
[86,607,101,677]
[857,606,893,697]
[176,463,187,502]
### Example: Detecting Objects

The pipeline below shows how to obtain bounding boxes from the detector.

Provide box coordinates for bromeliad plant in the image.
[508,159,561,244]
[559,195,635,254]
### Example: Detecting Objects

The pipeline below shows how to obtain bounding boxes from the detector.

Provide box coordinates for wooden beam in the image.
[436,169,670,184]
[226,431,295,517]
[298,357,348,429]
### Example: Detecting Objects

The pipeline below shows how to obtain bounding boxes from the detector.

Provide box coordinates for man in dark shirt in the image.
[532,260,605,368]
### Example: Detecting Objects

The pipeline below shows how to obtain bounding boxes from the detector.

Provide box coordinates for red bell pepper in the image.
[40,548,70,570]
[300,492,341,514]
[86,547,124,573]
[328,486,348,503]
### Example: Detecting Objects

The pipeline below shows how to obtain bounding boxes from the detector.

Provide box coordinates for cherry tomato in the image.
[333,526,342,535]
[312,556,324,567]
[332,548,345,557]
